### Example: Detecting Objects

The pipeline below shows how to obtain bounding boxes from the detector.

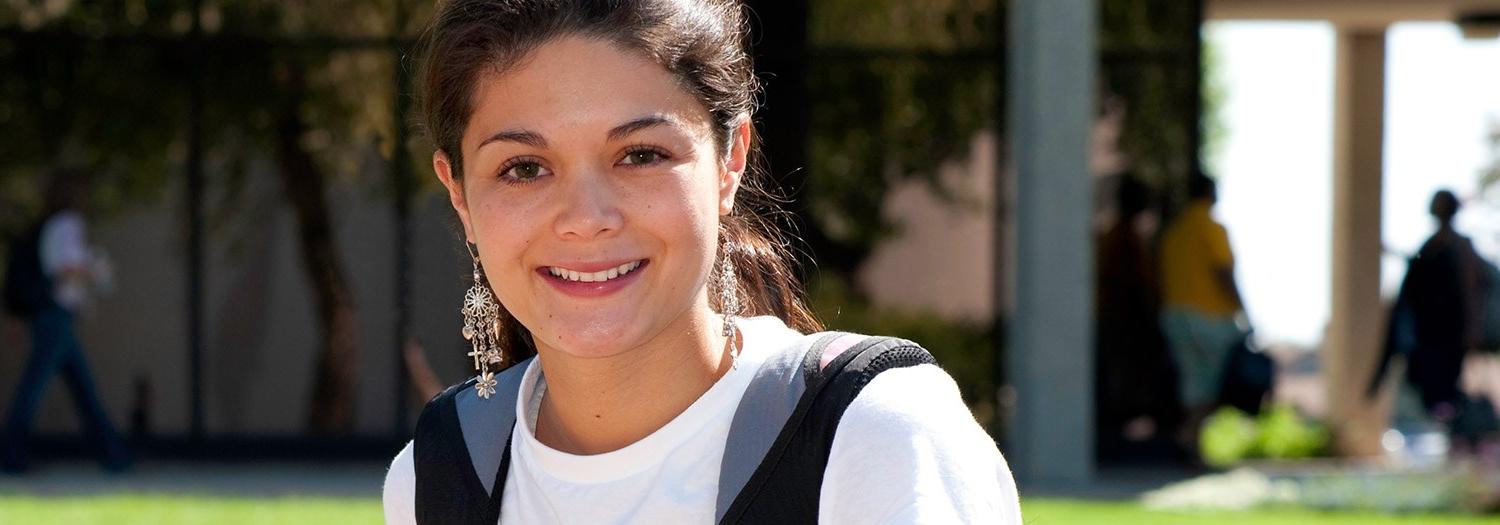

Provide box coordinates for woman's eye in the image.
[621,148,668,166]
[500,160,549,183]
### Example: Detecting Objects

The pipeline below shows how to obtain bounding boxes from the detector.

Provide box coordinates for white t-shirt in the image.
[38,210,90,310]
[383,316,1022,524]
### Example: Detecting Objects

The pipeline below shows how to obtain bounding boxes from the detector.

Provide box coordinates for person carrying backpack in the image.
[380,2,1022,523]
[2,168,129,473]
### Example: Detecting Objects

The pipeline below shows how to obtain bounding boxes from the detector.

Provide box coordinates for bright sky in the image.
[1207,21,1500,349]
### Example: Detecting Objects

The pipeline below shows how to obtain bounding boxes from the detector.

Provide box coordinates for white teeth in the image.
[549,260,642,283]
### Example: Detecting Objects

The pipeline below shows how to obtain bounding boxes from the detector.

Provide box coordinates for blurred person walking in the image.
[1158,172,1246,448]
[1391,190,1489,425]
[1095,174,1180,453]
[1,169,130,473]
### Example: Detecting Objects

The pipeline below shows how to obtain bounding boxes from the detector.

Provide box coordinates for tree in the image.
[0,0,434,434]
[790,0,1207,284]
[774,0,996,286]
[1097,0,1206,206]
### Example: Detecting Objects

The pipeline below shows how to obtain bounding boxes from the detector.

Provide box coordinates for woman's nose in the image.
[553,171,624,240]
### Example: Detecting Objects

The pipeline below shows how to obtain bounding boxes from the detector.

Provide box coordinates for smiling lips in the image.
[545,260,643,283]
[539,259,648,298]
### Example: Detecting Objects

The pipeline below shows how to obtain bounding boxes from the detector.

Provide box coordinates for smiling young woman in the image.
[382,1,1021,524]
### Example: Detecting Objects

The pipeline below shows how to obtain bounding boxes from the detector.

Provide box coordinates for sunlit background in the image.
[1211,21,1500,350]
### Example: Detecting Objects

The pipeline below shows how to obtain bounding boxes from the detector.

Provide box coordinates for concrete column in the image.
[1006,0,1095,484]
[1326,27,1388,457]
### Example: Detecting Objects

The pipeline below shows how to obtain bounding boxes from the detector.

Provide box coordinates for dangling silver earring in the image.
[717,242,743,369]
[461,242,503,399]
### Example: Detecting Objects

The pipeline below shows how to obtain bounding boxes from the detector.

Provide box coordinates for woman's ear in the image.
[434,150,475,242]
[719,118,751,216]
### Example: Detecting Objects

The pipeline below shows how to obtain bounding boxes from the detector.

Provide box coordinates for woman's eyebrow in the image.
[607,115,673,141]
[477,129,547,150]
[475,115,679,151]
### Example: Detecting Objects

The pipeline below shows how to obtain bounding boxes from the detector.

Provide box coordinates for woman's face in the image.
[435,35,748,360]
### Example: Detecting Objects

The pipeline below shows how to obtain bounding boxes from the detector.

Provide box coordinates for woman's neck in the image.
[532,306,733,455]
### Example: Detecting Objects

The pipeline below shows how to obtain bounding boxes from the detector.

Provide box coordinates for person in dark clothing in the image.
[1402,190,1485,421]
[1095,174,1180,454]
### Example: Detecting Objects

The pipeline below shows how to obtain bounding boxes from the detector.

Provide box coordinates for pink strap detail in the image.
[819,334,866,371]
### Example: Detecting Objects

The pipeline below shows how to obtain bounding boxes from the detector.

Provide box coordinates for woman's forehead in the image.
[462,36,714,150]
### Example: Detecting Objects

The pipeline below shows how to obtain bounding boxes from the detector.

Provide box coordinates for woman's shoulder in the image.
[833,360,998,448]
[822,363,1022,523]
[792,331,985,445]
[838,362,976,435]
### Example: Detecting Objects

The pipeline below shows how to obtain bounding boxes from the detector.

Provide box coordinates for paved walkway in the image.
[1019,466,1200,500]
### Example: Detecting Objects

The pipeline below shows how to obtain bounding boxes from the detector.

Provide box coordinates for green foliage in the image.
[807,274,997,426]
[1200,405,1331,468]
[0,0,436,236]
[0,24,184,226]
[1097,0,1206,205]
[805,0,1216,269]
[810,0,995,50]
[1200,36,1230,173]
[1255,404,1329,460]
[805,0,998,269]
[1200,407,1259,467]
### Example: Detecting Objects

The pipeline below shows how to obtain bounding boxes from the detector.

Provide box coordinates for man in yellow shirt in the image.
[1158,173,1245,444]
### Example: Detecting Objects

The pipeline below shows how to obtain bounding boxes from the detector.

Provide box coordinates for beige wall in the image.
[857,131,998,323]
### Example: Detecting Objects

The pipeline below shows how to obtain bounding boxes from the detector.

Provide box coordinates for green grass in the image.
[0,495,382,524]
[1,495,1496,523]
[1022,499,1500,524]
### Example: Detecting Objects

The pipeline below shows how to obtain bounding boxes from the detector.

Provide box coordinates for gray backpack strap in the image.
[718,336,935,524]
[715,331,860,522]
[455,356,532,495]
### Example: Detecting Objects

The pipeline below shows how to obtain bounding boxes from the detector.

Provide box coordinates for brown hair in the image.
[417,0,821,364]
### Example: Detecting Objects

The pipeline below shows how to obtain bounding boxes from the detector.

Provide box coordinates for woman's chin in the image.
[532,319,644,359]
[520,296,709,361]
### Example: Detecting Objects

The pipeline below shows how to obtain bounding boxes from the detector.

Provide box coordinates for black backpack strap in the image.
[718,335,937,524]
[715,332,849,521]
[414,357,532,525]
